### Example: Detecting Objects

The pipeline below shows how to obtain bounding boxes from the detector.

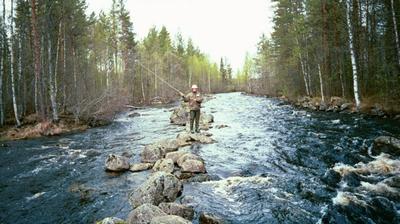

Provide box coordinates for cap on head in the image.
[191,84,198,89]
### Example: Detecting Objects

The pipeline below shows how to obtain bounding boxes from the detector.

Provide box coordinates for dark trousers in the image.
[190,110,201,132]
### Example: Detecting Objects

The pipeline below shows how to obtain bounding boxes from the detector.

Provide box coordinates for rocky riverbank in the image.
[290,95,400,119]
[98,103,225,224]
[0,114,112,141]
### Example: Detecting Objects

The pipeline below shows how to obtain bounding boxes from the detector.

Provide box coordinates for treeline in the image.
[238,0,400,111]
[0,0,227,127]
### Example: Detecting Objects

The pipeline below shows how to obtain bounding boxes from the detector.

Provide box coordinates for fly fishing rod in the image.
[136,60,184,95]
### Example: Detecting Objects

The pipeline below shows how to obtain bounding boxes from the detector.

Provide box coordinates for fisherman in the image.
[180,85,203,133]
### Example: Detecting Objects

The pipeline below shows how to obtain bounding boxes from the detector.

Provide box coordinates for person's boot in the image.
[191,130,195,134]
[195,128,200,133]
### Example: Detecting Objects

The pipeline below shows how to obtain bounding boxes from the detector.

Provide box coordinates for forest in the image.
[238,0,400,113]
[0,0,233,128]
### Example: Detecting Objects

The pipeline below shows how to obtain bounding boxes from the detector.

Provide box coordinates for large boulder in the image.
[130,163,153,172]
[158,202,194,220]
[105,154,130,172]
[141,139,180,163]
[129,172,182,208]
[166,151,188,164]
[153,159,175,173]
[141,144,164,163]
[150,215,191,224]
[372,136,400,157]
[126,204,166,224]
[177,153,206,174]
[170,104,189,125]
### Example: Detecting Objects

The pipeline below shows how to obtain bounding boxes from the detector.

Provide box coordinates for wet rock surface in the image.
[129,172,182,208]
[127,204,166,224]
[105,154,130,172]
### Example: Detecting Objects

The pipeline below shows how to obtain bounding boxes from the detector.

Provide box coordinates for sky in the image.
[86,0,275,71]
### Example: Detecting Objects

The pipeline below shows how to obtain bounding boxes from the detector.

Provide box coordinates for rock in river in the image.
[153,159,175,173]
[129,171,182,208]
[372,136,400,157]
[166,151,188,164]
[105,154,130,172]
[158,202,194,220]
[141,139,180,163]
[130,163,153,172]
[151,215,192,224]
[127,203,166,224]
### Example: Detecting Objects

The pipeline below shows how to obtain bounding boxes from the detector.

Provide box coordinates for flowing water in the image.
[0,92,399,224]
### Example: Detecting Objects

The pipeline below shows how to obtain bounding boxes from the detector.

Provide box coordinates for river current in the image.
[1,92,399,223]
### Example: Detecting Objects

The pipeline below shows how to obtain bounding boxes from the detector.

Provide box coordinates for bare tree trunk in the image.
[208,68,211,93]
[391,0,400,66]
[31,0,45,120]
[346,0,361,109]
[62,22,66,113]
[140,65,145,102]
[318,64,325,103]
[48,32,58,122]
[9,0,21,127]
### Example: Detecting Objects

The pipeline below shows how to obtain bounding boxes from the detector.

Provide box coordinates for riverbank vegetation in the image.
[236,0,400,114]
[0,0,233,138]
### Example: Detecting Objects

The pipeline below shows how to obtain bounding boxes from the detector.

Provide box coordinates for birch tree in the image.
[9,0,21,126]
[391,0,400,67]
[345,0,361,109]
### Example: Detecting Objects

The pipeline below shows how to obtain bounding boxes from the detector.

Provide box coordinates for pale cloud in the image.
[86,0,275,71]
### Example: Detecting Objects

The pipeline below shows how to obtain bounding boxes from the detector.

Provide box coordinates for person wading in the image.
[180,85,203,133]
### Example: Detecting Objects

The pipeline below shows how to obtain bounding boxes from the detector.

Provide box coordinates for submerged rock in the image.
[176,132,215,145]
[129,171,182,208]
[127,204,166,224]
[153,159,175,173]
[372,136,400,157]
[158,202,194,221]
[150,215,192,224]
[105,154,130,172]
[129,163,153,172]
[321,169,342,187]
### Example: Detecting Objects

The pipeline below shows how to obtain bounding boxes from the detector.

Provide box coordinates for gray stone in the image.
[127,204,166,224]
[130,163,153,172]
[153,159,175,173]
[177,153,203,167]
[105,154,130,172]
[141,139,180,163]
[158,202,194,221]
[180,159,206,173]
[97,217,126,224]
[150,215,192,224]
[166,151,188,164]
[129,172,182,208]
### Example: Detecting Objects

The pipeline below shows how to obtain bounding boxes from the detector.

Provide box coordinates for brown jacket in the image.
[183,92,203,111]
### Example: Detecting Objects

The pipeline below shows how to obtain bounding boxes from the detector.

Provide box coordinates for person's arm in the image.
[196,93,203,103]
[182,93,190,102]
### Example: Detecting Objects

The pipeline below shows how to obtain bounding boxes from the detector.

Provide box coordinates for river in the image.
[0,92,399,223]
